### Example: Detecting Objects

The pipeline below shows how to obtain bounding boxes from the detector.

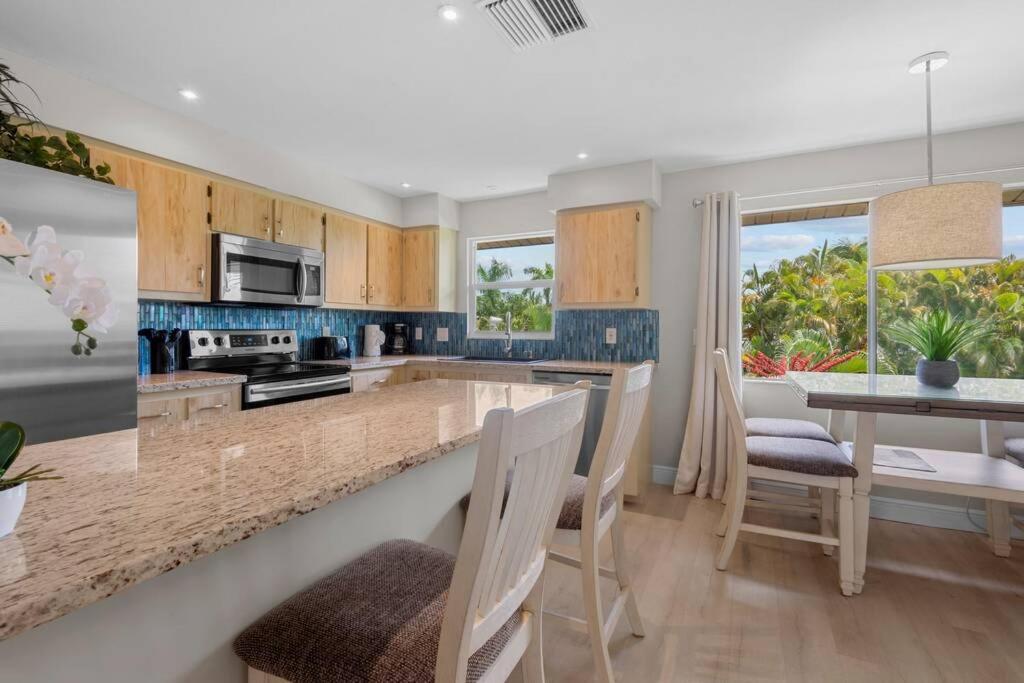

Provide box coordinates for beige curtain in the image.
[673,192,742,499]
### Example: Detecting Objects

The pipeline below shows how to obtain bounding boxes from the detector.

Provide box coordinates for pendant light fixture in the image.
[868,52,1003,270]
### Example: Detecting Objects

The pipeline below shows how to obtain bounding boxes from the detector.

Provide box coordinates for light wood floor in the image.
[541,485,1024,682]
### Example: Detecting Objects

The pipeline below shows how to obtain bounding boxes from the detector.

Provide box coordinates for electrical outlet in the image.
[321,326,331,336]
[605,327,617,344]
[437,327,449,343]
[415,327,423,341]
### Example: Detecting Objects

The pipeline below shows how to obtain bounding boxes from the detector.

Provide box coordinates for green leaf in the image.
[0,422,26,477]
[995,292,1020,312]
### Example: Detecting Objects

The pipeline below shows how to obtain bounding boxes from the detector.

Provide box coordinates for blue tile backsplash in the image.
[138,301,658,374]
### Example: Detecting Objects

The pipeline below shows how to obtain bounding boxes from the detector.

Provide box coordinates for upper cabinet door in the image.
[274,199,324,250]
[91,147,209,296]
[557,205,640,305]
[324,212,368,305]
[402,228,437,307]
[367,222,403,307]
[209,181,273,240]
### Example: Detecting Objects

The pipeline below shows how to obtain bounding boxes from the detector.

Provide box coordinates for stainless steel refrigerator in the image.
[0,159,137,444]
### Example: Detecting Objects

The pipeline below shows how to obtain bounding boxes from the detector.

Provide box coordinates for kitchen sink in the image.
[448,356,547,364]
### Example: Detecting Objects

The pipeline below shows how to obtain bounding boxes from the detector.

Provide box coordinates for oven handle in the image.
[296,257,307,304]
[254,376,350,394]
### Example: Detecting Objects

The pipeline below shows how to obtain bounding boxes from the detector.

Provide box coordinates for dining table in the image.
[784,371,1024,594]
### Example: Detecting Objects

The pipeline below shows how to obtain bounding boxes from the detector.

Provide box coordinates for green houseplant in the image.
[0,422,61,538]
[885,311,989,388]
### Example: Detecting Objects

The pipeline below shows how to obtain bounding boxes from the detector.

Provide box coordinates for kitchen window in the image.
[468,232,556,339]
[741,196,1024,379]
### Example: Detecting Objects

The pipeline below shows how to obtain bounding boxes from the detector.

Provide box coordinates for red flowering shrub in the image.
[742,350,861,378]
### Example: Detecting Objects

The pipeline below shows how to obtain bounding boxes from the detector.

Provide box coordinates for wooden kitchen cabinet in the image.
[367,222,403,307]
[556,203,651,307]
[137,384,241,429]
[325,212,369,305]
[209,181,274,240]
[273,198,324,250]
[402,227,457,311]
[91,147,210,298]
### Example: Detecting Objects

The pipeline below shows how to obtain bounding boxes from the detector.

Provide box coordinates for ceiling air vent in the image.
[476,0,591,51]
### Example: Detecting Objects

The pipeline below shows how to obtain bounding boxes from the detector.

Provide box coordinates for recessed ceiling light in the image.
[178,89,199,101]
[401,182,412,189]
[576,152,589,159]
[438,5,459,21]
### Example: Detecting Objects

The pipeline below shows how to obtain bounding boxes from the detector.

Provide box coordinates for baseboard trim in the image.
[649,466,1023,538]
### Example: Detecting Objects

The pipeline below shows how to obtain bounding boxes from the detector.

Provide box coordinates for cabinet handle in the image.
[372,378,388,385]
[428,287,432,304]
[198,264,206,287]
[360,284,366,300]
[209,403,227,409]
[368,284,374,302]
[263,215,270,235]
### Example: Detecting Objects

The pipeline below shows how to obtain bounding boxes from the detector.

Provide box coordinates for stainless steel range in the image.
[186,329,350,409]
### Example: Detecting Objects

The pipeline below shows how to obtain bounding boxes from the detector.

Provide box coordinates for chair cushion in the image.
[234,539,521,683]
[745,417,836,444]
[1007,438,1024,459]
[745,436,858,478]
[459,473,616,532]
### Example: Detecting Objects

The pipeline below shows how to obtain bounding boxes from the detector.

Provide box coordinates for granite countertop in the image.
[137,370,247,394]
[0,379,566,641]
[337,355,651,375]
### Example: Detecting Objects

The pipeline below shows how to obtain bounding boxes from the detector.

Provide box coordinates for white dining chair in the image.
[233,385,589,683]
[544,360,655,683]
[711,348,858,596]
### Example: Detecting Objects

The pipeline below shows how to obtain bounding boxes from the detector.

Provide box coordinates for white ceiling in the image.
[1,0,1022,201]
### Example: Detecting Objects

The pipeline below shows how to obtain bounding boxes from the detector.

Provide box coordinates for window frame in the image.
[467,230,557,341]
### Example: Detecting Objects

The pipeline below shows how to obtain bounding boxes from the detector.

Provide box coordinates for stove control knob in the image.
[197,337,209,347]
[270,336,280,345]
[213,336,224,346]
[282,335,292,345]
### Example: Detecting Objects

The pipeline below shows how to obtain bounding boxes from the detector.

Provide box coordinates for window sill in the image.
[468,332,556,342]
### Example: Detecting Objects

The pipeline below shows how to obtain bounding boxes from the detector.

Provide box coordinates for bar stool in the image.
[233,386,590,683]
[711,348,858,596]
[544,361,655,683]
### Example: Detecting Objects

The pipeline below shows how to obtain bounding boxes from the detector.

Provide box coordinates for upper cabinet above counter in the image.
[89,140,455,311]
[556,202,652,309]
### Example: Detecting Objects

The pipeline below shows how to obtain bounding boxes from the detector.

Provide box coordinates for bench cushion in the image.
[746,436,858,478]
[234,539,520,683]
[460,473,616,531]
[745,417,836,444]
[1007,438,1024,459]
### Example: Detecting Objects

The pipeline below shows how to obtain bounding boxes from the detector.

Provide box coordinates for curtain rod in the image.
[690,162,1024,207]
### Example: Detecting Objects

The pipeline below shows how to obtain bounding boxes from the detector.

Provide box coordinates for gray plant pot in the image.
[916,359,960,388]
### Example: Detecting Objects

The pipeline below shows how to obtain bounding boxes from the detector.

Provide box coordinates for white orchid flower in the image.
[62,278,117,333]
[0,217,29,257]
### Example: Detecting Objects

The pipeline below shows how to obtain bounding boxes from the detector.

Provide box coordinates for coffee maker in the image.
[383,323,410,355]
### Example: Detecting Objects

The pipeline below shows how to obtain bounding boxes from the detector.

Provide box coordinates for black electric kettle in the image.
[139,328,183,374]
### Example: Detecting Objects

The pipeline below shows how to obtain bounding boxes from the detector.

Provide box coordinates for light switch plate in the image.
[415,327,423,341]
[437,327,449,343]
[605,327,617,344]
[321,326,331,336]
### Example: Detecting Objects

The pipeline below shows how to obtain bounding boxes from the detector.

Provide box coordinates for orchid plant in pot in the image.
[0,422,61,538]
[886,311,989,388]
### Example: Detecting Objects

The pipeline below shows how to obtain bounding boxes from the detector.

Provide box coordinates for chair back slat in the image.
[592,361,655,498]
[437,386,588,681]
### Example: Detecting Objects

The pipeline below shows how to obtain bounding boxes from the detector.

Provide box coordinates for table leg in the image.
[851,411,876,594]
[981,420,1012,558]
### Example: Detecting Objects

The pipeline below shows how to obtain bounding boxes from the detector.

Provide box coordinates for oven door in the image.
[214,233,324,306]
[244,374,351,409]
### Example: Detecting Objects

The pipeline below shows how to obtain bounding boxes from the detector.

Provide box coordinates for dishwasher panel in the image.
[533,371,611,475]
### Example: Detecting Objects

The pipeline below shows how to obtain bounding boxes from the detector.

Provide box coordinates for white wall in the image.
[548,159,663,210]
[2,50,403,225]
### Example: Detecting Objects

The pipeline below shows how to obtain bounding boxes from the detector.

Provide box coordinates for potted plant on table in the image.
[0,422,61,538]
[886,310,989,388]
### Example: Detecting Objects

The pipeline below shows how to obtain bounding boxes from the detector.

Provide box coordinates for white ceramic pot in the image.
[0,482,27,539]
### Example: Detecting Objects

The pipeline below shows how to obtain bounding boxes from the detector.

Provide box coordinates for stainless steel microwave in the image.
[212,233,324,307]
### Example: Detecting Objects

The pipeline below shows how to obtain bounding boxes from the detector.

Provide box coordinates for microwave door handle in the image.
[296,257,307,304]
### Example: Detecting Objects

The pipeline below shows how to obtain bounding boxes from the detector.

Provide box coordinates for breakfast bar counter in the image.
[0,379,565,682]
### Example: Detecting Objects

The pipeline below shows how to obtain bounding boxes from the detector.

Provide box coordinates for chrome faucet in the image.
[504,311,513,357]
